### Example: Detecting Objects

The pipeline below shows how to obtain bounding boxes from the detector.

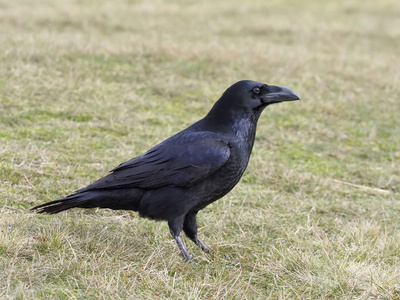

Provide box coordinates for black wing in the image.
[77,135,231,192]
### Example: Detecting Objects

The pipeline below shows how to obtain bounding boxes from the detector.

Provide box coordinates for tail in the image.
[31,189,144,214]
[31,193,91,214]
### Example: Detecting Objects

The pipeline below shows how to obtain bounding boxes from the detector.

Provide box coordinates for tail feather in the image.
[31,188,144,214]
[31,194,89,214]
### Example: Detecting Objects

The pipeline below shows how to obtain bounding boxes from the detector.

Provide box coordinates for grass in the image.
[1,0,400,298]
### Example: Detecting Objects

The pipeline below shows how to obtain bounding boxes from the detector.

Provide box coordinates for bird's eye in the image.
[252,87,261,95]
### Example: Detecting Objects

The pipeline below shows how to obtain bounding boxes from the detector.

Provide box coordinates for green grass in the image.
[1,0,400,298]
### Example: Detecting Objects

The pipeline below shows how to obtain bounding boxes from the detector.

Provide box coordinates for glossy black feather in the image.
[78,133,231,191]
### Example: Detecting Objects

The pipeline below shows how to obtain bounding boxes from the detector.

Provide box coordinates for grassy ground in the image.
[1,0,400,298]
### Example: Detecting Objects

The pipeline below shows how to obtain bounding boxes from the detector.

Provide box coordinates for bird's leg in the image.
[173,235,194,262]
[195,237,211,253]
[168,218,194,263]
[183,212,211,253]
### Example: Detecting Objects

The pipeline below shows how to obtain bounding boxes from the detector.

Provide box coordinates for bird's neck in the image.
[201,106,261,147]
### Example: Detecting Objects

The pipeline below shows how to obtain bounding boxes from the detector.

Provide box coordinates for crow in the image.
[32,80,300,262]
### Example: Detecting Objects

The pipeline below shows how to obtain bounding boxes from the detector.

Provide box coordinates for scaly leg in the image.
[168,218,195,263]
[183,212,211,253]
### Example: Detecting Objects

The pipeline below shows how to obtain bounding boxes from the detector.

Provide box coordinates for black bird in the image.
[32,80,300,262]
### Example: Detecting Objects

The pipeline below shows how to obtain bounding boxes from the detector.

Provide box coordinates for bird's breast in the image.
[187,142,251,212]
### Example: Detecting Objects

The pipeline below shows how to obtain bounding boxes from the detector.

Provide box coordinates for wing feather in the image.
[77,134,231,192]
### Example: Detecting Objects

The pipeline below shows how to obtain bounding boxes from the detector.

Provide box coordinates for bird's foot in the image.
[196,238,211,253]
[186,259,201,265]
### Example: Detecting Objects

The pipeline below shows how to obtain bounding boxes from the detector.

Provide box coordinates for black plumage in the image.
[32,80,300,262]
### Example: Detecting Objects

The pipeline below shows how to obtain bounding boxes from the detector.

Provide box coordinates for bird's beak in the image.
[265,85,301,104]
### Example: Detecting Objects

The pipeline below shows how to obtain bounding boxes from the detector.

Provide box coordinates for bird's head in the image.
[221,80,300,112]
[202,80,300,134]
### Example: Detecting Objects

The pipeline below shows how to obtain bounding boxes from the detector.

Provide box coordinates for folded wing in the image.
[77,135,231,192]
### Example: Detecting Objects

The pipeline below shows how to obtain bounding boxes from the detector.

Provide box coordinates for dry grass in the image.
[1,0,400,298]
